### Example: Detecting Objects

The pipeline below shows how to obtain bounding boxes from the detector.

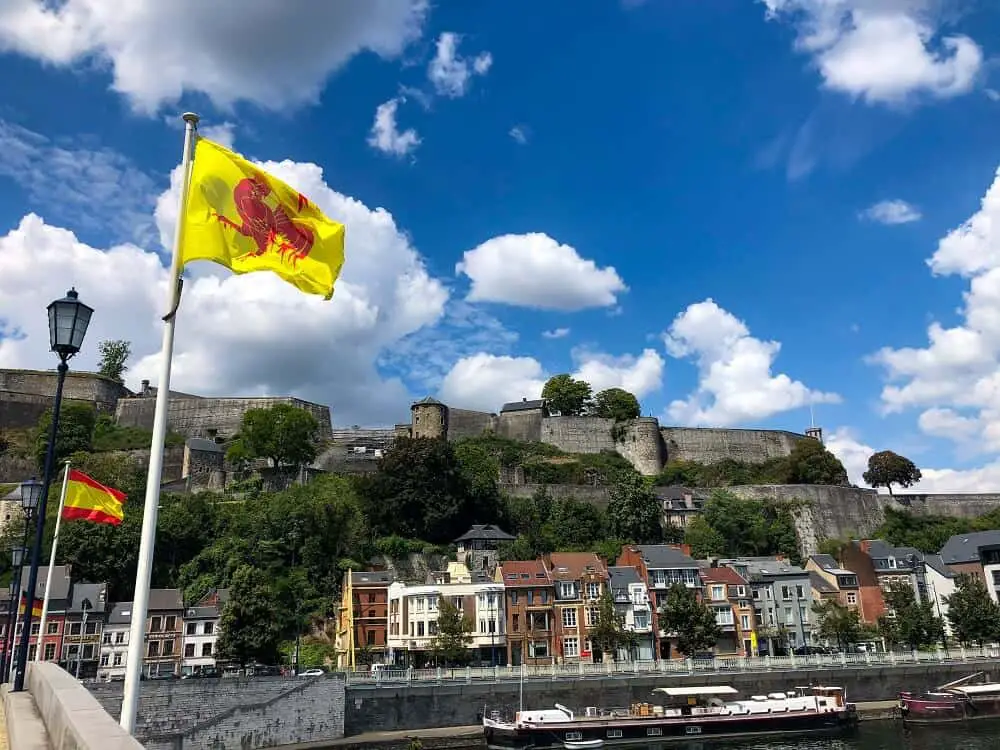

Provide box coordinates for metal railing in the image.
[344,646,1000,687]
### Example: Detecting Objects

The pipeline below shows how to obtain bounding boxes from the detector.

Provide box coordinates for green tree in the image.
[686,491,800,563]
[880,580,943,649]
[658,583,721,656]
[358,436,485,543]
[236,403,320,470]
[589,590,630,660]
[34,402,96,470]
[605,470,662,544]
[216,565,284,666]
[430,599,473,666]
[812,599,866,649]
[944,574,1000,646]
[785,438,848,486]
[541,374,592,416]
[683,516,727,558]
[863,450,922,497]
[592,388,640,421]
[96,339,131,383]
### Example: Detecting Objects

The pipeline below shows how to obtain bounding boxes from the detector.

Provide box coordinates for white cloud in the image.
[0,121,157,245]
[368,98,421,157]
[438,347,663,414]
[456,232,627,311]
[199,122,236,150]
[542,328,570,339]
[509,125,529,144]
[427,32,492,98]
[663,299,840,426]
[871,167,1000,451]
[0,157,449,426]
[859,198,922,224]
[762,0,982,104]
[0,0,428,114]
[825,427,875,486]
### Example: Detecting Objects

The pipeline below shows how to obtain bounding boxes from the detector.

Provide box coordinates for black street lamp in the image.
[2,478,41,682]
[75,598,92,680]
[13,289,92,692]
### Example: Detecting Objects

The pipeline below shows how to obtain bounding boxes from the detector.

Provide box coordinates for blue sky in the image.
[1,0,1000,490]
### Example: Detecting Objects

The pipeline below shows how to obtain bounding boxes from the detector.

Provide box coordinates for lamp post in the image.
[75,598,92,680]
[290,521,302,676]
[2,478,41,682]
[13,288,92,692]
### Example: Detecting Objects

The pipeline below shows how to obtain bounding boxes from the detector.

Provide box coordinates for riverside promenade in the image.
[344,646,1000,687]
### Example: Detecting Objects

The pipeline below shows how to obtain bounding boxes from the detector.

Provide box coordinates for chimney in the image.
[141,379,150,395]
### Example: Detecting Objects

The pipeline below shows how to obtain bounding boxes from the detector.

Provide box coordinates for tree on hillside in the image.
[685,491,799,563]
[863,451,922,497]
[96,339,131,383]
[359,436,489,543]
[683,516,727,559]
[944,574,1000,646]
[605,470,662,544]
[786,438,848,486]
[430,599,473,666]
[217,564,284,666]
[231,403,319,471]
[812,600,867,649]
[34,402,96,470]
[658,583,721,656]
[541,374,592,416]
[592,388,641,421]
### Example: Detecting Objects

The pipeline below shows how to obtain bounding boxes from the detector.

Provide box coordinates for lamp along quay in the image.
[12,288,93,692]
[0,477,38,682]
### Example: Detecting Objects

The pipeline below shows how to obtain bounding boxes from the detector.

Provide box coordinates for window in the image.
[560,582,576,598]
[795,585,805,599]
[46,622,58,635]
[799,606,808,624]
[368,593,376,604]
[427,596,438,612]
[417,622,425,637]
[187,623,197,635]
[202,643,213,657]
[30,624,39,636]
[510,591,519,605]
[367,631,376,646]
[163,640,174,656]
[204,622,214,635]
[83,644,94,659]
[115,632,125,644]
[527,591,534,605]
[512,614,520,632]
[113,653,122,667]
[585,607,599,627]
[715,608,734,626]
[148,641,160,657]
[151,616,162,632]
[166,616,176,631]
[752,588,760,600]
[846,592,858,605]
[100,654,110,667]
[85,622,97,635]
[710,585,725,601]
[784,607,793,624]
[586,582,600,599]
[528,640,548,658]
[540,590,548,603]
[28,645,36,661]
[736,586,746,597]
[563,637,579,657]
[562,608,577,628]
[781,586,791,600]
[102,633,111,645]
[184,643,195,658]
[70,623,82,636]
[634,612,649,629]
[740,615,750,630]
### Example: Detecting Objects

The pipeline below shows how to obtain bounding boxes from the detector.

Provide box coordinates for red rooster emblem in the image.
[212,175,315,266]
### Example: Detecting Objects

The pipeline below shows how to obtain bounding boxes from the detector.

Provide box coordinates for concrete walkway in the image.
[0,696,8,750]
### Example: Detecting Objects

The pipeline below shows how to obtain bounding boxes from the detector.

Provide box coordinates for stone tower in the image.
[805,426,824,444]
[411,396,448,439]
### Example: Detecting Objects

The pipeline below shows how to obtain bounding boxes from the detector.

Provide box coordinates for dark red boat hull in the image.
[899,692,1000,723]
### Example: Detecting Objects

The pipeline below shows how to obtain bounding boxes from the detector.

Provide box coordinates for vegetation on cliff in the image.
[871,505,1000,553]
[682,491,800,564]
[540,374,641,421]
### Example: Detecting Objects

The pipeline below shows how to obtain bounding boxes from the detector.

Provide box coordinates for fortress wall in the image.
[114,397,156,431]
[498,409,545,443]
[661,427,804,464]
[540,416,616,454]
[160,396,332,439]
[0,369,126,412]
[889,493,1000,519]
[617,418,665,476]
[446,408,496,439]
[502,482,611,508]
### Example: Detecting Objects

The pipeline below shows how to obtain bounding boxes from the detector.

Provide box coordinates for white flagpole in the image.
[120,112,199,734]
[34,461,70,662]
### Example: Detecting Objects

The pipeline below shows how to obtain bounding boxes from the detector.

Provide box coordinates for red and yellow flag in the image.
[18,594,42,617]
[62,470,125,526]
[179,137,346,300]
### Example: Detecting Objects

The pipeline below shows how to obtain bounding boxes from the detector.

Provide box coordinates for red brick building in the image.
[496,560,555,666]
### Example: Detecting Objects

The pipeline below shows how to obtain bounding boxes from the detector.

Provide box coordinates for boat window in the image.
[647,728,663,736]
[566,732,582,741]
[607,730,623,738]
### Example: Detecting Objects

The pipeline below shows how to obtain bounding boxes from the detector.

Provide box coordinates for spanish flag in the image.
[18,594,42,617]
[179,137,346,300]
[62,470,125,526]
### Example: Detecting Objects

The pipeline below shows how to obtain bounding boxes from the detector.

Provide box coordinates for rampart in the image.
[660,427,803,464]
[0,369,127,431]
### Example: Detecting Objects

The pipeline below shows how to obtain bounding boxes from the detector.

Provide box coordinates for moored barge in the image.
[900,672,1000,723]
[483,685,857,749]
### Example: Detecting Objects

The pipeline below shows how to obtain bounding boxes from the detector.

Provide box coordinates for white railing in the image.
[344,646,1000,686]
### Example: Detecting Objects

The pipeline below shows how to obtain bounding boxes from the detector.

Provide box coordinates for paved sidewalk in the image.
[0,698,8,750]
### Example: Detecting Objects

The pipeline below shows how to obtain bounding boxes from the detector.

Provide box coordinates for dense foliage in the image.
[872,506,1000,553]
[591,388,641,421]
[944,574,1000,646]
[877,580,944,649]
[541,374,593,416]
[658,583,721,656]
[812,600,872,648]
[683,491,800,563]
[96,339,131,383]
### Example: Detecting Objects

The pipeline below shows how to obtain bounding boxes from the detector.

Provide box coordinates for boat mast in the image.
[939,672,983,690]
[519,662,524,713]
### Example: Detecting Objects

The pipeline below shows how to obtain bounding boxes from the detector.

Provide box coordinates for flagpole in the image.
[120,112,199,734]
[34,461,70,662]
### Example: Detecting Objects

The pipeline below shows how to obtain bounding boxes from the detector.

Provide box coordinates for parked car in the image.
[298,668,325,677]
[182,666,222,679]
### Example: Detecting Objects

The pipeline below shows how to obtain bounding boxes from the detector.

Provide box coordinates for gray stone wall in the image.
[660,427,804,464]
[502,483,611,508]
[891,493,1000,519]
[345,663,995,734]
[616,418,666,476]
[89,674,345,750]
[114,397,156,431]
[497,409,545,443]
[540,416,616,454]
[447,408,497,439]
[0,368,126,413]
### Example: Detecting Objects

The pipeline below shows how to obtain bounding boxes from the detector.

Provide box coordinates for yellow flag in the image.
[180,137,346,299]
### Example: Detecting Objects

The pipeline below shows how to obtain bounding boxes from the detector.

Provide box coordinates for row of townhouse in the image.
[0,565,227,679]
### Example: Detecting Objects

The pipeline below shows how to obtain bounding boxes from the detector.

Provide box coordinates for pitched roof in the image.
[185,605,219,619]
[454,524,516,543]
[499,560,552,587]
[107,601,133,626]
[809,554,839,571]
[631,545,698,570]
[148,588,183,611]
[808,571,838,594]
[500,399,547,413]
[548,552,607,580]
[68,582,107,615]
[747,559,807,578]
[412,396,444,407]
[186,437,224,453]
[350,571,394,586]
[923,553,956,579]
[940,531,1000,565]
[700,566,747,586]
[608,566,641,590]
